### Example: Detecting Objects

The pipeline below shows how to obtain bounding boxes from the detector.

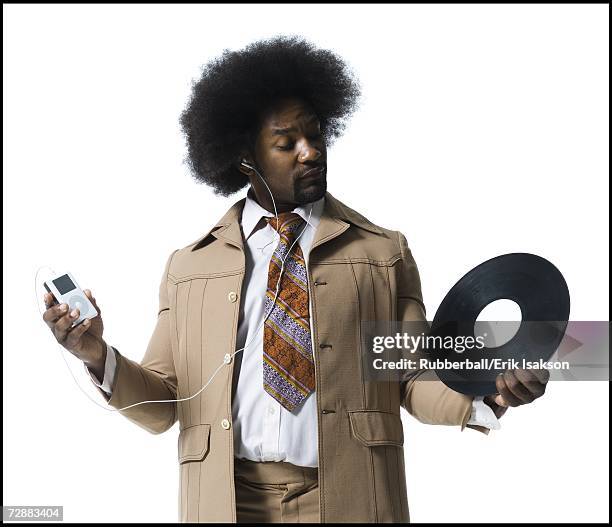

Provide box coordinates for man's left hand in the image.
[483,368,550,418]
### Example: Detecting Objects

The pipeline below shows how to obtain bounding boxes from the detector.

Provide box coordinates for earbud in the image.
[241,160,255,171]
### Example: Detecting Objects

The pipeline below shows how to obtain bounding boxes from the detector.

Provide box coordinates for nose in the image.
[297,139,322,164]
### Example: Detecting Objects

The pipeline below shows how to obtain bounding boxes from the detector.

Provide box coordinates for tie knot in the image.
[265,212,305,236]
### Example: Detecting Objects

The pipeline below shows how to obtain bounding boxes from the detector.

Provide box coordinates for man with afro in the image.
[67,35,549,523]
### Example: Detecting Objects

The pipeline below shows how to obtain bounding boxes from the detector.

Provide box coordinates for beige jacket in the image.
[95,191,486,523]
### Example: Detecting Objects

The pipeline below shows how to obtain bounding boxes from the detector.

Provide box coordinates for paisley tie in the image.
[262,212,315,412]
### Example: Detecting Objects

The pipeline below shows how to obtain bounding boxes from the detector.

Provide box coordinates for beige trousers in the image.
[234,457,320,523]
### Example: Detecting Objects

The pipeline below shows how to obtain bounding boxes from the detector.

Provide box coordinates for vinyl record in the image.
[429,253,570,396]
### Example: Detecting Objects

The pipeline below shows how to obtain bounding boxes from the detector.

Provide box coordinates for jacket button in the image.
[221,418,231,430]
[228,291,238,303]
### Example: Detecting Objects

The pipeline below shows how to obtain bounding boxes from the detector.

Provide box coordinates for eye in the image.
[276,142,294,151]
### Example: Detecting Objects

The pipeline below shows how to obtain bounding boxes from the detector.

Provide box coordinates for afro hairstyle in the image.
[179,35,361,196]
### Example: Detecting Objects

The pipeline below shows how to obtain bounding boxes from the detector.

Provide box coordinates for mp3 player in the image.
[44,272,98,329]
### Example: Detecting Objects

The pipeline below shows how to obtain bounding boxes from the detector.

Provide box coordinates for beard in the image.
[293,174,327,204]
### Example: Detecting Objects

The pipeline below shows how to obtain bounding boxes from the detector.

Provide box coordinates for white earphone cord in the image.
[35,167,313,413]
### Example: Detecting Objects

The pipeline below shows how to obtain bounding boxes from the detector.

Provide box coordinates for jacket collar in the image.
[190,190,383,252]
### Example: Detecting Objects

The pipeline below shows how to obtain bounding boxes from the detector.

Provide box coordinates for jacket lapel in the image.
[311,191,383,252]
[310,197,350,252]
[190,198,246,252]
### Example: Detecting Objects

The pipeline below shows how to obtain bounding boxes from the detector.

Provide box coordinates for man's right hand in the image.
[42,289,107,378]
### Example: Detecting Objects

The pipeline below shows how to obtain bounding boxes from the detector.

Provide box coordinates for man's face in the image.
[243,97,327,212]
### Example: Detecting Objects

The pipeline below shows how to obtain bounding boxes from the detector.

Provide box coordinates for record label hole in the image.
[475,299,522,348]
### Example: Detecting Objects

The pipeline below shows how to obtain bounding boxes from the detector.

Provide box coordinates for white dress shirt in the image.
[85,190,500,467]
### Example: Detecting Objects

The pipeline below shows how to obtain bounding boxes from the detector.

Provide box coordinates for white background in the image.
[3,4,609,523]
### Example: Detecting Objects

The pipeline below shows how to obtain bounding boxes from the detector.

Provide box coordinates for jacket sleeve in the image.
[92,249,179,434]
[396,232,487,434]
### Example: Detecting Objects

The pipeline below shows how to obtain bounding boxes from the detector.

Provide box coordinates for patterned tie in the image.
[263,212,315,412]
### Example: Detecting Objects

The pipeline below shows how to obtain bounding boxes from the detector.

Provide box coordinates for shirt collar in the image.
[241,186,325,241]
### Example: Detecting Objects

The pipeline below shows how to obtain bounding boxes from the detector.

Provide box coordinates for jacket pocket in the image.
[178,423,211,464]
[348,410,404,447]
